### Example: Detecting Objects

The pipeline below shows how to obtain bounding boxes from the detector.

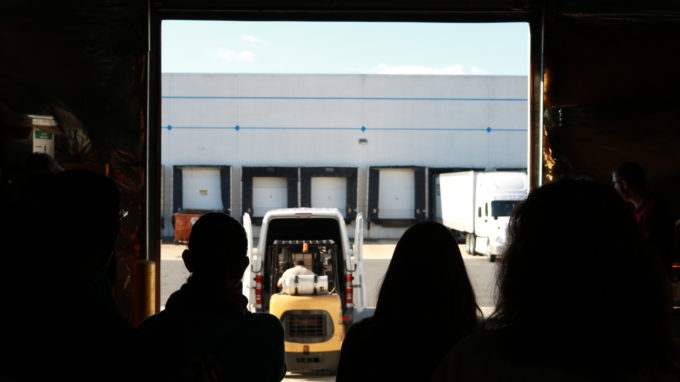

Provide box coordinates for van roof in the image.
[263,207,344,220]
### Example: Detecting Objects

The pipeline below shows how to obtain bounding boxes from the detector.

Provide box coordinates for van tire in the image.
[490,254,497,262]
[466,233,475,255]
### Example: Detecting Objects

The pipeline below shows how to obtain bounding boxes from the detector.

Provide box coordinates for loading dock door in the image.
[378,169,415,219]
[311,177,347,217]
[182,167,224,210]
[252,177,288,216]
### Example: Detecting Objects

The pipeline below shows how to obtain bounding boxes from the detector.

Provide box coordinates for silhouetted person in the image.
[139,213,285,382]
[21,152,64,198]
[612,162,675,277]
[1,153,63,273]
[0,169,140,381]
[432,178,679,381]
[277,259,314,289]
[23,152,63,179]
[336,222,480,382]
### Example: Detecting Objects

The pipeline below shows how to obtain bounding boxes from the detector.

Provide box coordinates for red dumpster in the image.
[173,212,203,243]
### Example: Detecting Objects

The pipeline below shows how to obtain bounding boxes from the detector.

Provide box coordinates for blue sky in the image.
[162,21,529,75]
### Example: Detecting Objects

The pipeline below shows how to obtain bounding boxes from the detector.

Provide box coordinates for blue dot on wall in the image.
[360,126,366,132]
[486,126,492,133]
[167,125,172,131]
[235,125,240,131]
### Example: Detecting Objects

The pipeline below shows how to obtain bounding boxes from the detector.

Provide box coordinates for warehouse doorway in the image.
[158,20,530,315]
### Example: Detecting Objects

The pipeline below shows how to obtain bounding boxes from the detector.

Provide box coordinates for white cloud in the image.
[377,63,489,75]
[208,48,255,62]
[241,34,266,44]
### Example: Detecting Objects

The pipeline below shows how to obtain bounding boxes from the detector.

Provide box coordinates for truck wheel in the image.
[466,234,475,255]
[490,254,497,262]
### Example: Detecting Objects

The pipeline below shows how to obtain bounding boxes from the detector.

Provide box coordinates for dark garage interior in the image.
[1,0,679,334]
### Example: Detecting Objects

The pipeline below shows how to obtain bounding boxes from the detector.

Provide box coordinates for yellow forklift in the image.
[242,208,366,373]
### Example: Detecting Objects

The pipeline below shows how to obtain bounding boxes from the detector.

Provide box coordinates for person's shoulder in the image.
[247,311,280,323]
[138,310,175,335]
[138,310,166,328]
[242,311,285,375]
[137,308,205,337]
[246,312,284,333]
[438,327,501,362]
[344,316,379,344]
[348,316,375,332]
[431,328,505,381]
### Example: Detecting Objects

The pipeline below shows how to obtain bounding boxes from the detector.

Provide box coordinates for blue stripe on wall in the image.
[162,96,527,102]
[164,125,526,132]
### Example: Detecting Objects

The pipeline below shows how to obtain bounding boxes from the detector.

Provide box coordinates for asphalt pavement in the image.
[160,242,497,313]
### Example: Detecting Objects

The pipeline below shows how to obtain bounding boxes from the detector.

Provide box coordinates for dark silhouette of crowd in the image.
[430,177,679,381]
[612,162,676,277]
[1,165,142,381]
[0,160,285,382]
[336,221,481,382]
[139,212,285,382]
[1,155,678,381]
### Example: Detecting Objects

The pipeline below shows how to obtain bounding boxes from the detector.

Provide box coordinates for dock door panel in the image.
[252,177,288,216]
[242,166,299,224]
[182,167,224,210]
[378,169,415,219]
[172,165,231,213]
[368,166,426,226]
[311,177,347,214]
[300,167,358,221]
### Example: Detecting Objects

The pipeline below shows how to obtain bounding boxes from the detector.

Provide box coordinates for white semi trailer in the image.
[439,171,527,262]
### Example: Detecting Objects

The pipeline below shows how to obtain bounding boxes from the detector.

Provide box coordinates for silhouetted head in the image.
[375,222,480,339]
[492,177,674,371]
[16,153,63,203]
[24,152,63,175]
[295,260,305,266]
[32,169,120,280]
[182,213,249,284]
[612,161,646,201]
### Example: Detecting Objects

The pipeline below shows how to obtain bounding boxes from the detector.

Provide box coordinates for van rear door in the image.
[352,213,366,314]
[242,213,256,311]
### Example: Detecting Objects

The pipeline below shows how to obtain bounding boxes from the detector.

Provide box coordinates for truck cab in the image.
[242,208,365,373]
[473,172,527,261]
[440,171,527,262]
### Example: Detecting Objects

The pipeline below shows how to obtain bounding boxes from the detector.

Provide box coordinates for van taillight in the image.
[345,274,353,307]
[255,275,263,307]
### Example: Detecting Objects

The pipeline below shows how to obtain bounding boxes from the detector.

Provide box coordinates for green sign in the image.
[34,130,53,139]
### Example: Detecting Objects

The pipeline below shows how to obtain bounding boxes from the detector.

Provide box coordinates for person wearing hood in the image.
[139,213,285,382]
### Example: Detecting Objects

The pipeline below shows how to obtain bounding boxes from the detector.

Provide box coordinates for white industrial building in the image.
[161,73,528,239]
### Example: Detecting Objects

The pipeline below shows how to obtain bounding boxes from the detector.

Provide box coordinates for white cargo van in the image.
[242,208,366,373]
[439,171,527,262]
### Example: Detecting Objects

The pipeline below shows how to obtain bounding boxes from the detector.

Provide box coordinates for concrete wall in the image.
[161,73,528,239]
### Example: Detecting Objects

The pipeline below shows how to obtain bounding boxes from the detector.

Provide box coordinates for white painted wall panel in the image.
[160,73,528,239]
[182,167,223,210]
[236,74,365,98]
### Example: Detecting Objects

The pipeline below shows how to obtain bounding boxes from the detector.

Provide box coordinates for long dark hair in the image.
[374,222,480,344]
[490,177,677,374]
